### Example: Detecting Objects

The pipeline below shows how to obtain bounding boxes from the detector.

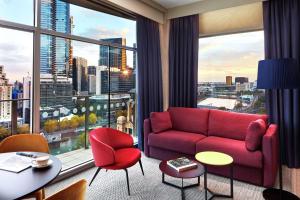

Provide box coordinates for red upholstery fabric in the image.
[150,111,172,133]
[263,124,279,187]
[207,164,263,186]
[168,107,210,135]
[245,119,267,151]
[196,136,263,168]
[148,130,206,154]
[105,148,141,170]
[89,128,140,170]
[143,119,152,157]
[208,109,268,140]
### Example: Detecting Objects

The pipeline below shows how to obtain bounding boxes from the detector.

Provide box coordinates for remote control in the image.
[16,152,37,158]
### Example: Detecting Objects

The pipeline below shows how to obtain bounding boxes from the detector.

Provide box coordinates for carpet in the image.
[46,155,264,200]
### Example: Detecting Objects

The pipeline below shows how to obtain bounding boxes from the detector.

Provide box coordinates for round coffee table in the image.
[159,159,204,200]
[195,151,234,200]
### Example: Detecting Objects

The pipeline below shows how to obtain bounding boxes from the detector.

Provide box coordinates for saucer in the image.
[31,159,53,169]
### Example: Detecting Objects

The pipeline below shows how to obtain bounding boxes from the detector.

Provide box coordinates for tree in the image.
[78,115,85,127]
[69,115,80,129]
[235,102,243,109]
[116,110,127,118]
[60,118,70,130]
[44,119,59,133]
[89,113,97,125]
[0,127,10,141]
[17,124,30,134]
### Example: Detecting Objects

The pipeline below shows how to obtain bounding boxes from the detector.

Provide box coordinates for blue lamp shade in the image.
[257,59,300,89]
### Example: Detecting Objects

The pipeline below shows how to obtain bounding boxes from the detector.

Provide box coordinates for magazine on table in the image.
[0,154,31,173]
[167,157,197,172]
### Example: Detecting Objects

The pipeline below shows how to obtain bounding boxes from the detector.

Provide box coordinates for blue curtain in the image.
[137,16,163,150]
[169,14,199,108]
[263,0,300,167]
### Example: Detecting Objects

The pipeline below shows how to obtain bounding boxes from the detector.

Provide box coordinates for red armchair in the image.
[89,128,144,195]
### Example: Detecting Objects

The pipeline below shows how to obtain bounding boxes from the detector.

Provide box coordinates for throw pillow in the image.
[150,112,172,133]
[245,119,267,151]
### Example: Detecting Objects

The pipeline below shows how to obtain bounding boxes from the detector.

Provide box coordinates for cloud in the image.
[0,28,33,83]
[198,31,264,82]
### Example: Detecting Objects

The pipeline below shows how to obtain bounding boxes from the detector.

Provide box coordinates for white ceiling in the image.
[152,0,205,9]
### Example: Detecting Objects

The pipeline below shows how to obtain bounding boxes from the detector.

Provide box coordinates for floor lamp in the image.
[257,59,300,200]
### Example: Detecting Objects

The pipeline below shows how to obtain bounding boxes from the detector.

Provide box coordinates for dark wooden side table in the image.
[0,152,62,200]
[195,151,234,200]
[159,159,204,200]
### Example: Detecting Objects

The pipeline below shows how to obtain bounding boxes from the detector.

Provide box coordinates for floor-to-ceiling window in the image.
[197,31,265,114]
[0,0,137,171]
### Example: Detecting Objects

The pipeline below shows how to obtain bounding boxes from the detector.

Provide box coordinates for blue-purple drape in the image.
[263,0,300,167]
[169,14,199,108]
[137,16,163,150]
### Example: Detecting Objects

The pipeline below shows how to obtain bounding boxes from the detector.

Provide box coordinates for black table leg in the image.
[162,173,200,200]
[230,164,233,198]
[204,164,234,200]
[204,166,208,200]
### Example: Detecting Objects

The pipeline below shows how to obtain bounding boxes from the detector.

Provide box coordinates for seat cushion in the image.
[148,130,206,155]
[245,119,267,151]
[105,148,141,170]
[208,109,268,140]
[168,107,210,135]
[196,136,262,168]
[150,111,172,133]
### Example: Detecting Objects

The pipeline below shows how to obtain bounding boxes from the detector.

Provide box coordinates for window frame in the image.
[0,0,138,171]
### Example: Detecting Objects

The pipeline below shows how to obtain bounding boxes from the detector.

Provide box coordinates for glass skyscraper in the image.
[40,0,71,77]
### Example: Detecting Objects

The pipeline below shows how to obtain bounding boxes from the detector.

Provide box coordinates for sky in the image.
[198,31,264,83]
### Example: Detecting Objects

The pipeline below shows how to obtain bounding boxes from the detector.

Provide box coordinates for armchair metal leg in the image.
[89,167,101,186]
[139,159,144,176]
[124,169,130,196]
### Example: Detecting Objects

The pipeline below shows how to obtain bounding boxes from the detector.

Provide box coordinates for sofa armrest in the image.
[262,124,279,187]
[144,118,152,157]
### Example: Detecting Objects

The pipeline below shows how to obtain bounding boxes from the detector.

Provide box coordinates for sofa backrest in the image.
[168,107,210,135]
[208,109,268,141]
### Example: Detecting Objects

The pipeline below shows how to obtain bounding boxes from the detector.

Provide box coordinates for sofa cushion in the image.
[168,107,210,135]
[245,119,267,151]
[148,130,206,155]
[150,112,172,133]
[208,109,268,140]
[196,136,262,168]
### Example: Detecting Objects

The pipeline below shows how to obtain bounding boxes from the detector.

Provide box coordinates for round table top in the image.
[0,152,62,200]
[195,151,233,166]
[159,159,204,179]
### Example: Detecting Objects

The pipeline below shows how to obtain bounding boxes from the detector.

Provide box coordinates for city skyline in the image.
[0,0,136,83]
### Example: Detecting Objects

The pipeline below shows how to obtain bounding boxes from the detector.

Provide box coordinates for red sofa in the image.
[144,107,279,187]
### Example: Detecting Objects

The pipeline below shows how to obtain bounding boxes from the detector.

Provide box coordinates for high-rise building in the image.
[133,43,137,69]
[40,74,73,108]
[72,57,88,95]
[0,66,12,120]
[22,75,31,123]
[88,75,96,94]
[235,77,249,84]
[40,0,71,77]
[226,76,232,85]
[88,66,96,75]
[99,38,127,70]
[95,66,135,95]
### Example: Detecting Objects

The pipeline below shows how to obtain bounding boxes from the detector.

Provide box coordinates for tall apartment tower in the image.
[226,76,233,85]
[72,57,88,95]
[99,38,127,70]
[40,0,71,77]
[0,66,12,120]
